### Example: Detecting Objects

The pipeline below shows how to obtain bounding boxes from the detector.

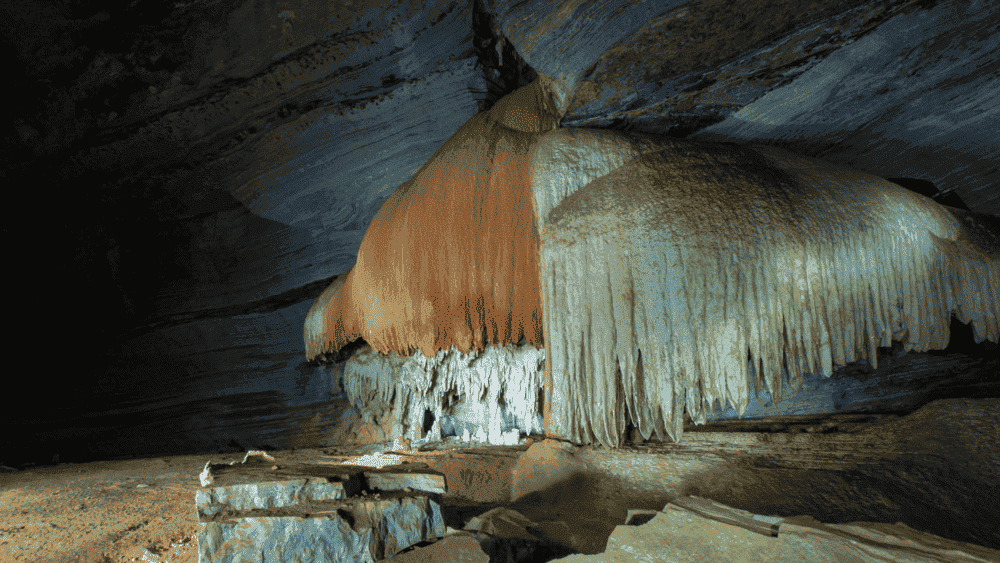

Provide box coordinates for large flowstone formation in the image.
[4,0,1000,559]
[534,129,999,448]
[307,75,1000,449]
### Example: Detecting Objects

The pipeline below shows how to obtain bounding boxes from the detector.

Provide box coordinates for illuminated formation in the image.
[305,74,1000,448]
[341,342,546,446]
[304,75,565,361]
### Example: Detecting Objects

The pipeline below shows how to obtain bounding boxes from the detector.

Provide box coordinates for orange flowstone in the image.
[311,77,565,361]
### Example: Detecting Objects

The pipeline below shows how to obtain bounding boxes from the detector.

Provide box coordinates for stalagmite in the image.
[305,73,1000,449]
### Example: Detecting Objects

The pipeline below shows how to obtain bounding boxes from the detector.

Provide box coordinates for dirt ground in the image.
[0,450,254,563]
[0,444,652,563]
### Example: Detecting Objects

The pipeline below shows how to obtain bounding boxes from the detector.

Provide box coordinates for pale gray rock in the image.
[196,478,349,517]
[364,470,447,495]
[691,0,1000,214]
[575,399,1000,551]
[199,516,378,563]
[198,497,446,563]
[342,343,545,445]
[550,496,1000,562]
[195,455,448,562]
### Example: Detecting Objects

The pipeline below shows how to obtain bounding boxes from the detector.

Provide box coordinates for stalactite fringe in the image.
[534,130,1000,448]
[343,342,546,443]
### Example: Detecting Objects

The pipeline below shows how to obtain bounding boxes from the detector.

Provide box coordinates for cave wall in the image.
[4,0,997,468]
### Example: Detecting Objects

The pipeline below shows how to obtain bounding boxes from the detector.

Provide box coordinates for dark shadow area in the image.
[885,177,970,210]
[471,0,538,114]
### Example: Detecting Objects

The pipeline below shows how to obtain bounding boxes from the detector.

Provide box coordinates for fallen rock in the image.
[195,452,448,562]
[465,506,540,542]
[460,505,581,563]
[510,439,586,502]
[198,494,446,563]
[383,533,489,563]
[551,495,1000,562]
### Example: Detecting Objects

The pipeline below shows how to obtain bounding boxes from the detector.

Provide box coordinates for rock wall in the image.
[4,0,997,468]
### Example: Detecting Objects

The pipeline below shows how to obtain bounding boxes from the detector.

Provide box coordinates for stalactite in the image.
[303,75,567,361]
[342,342,545,444]
[533,130,999,447]
[306,75,999,450]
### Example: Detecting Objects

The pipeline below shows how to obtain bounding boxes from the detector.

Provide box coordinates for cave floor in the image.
[0,444,691,563]
[1,400,997,562]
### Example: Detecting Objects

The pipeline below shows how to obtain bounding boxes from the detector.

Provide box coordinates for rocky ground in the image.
[3,398,997,562]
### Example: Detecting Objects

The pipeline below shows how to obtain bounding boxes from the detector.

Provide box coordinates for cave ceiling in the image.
[3,0,997,464]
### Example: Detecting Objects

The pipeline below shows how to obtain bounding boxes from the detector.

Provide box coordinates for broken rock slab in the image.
[385,504,580,563]
[383,533,489,563]
[552,495,1000,563]
[510,438,587,502]
[196,451,448,563]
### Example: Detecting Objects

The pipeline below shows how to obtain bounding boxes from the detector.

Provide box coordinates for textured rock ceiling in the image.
[4,0,997,466]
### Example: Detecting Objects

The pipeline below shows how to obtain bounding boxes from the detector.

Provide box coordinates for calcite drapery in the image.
[305,75,565,361]
[533,128,997,447]
[306,74,1000,447]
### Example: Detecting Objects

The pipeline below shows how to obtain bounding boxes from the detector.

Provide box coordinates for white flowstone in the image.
[344,342,546,444]
[531,128,1000,448]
